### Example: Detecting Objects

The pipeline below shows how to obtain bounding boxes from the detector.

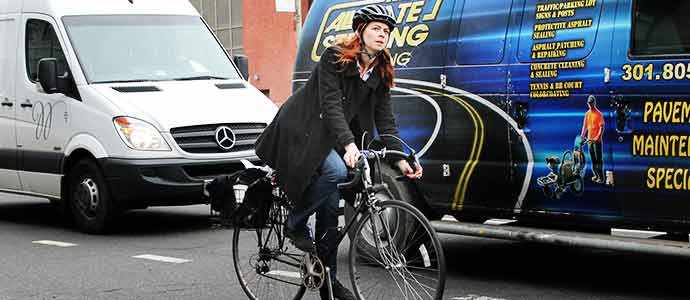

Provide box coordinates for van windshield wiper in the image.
[173,75,230,81]
[93,79,164,84]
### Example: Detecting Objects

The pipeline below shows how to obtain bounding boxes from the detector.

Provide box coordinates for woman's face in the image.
[361,21,390,53]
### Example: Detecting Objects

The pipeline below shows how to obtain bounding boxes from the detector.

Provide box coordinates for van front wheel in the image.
[67,159,116,234]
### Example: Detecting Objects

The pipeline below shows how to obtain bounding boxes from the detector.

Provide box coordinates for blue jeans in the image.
[287,149,347,281]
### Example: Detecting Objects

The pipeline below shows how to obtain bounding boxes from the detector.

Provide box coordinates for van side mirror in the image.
[233,55,249,80]
[38,58,58,94]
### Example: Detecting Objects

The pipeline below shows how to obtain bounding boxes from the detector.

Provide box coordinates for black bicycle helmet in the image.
[352,4,396,32]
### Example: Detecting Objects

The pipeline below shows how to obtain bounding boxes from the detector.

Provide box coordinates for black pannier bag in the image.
[206,168,275,228]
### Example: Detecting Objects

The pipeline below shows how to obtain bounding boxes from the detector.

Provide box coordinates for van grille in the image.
[170,123,266,154]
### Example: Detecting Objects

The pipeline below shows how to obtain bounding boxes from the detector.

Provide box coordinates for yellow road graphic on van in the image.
[416,89,484,210]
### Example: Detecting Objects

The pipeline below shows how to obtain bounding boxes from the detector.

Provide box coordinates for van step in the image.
[431,220,690,258]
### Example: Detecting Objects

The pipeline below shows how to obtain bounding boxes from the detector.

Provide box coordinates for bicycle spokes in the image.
[233,221,306,299]
[349,201,445,300]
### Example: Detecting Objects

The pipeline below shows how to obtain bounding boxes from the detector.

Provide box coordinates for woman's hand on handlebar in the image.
[343,143,361,168]
[396,159,423,179]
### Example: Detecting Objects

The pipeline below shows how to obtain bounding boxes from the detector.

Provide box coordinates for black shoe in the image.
[286,227,314,252]
[328,279,356,300]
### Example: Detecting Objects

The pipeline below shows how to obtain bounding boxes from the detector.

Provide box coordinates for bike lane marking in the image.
[265,270,301,279]
[32,240,78,247]
[132,254,191,264]
[451,295,509,300]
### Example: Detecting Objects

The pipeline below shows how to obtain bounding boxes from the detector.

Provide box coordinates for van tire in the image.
[344,163,420,256]
[67,159,116,234]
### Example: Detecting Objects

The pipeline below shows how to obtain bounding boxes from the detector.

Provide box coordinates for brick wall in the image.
[244,2,297,105]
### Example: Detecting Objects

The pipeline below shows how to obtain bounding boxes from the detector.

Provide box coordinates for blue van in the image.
[293,0,690,233]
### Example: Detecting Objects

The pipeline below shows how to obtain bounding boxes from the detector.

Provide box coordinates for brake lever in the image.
[337,157,366,190]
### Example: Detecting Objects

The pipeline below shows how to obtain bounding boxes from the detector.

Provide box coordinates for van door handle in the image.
[1,98,12,107]
[612,96,632,134]
[20,100,33,108]
[514,102,529,129]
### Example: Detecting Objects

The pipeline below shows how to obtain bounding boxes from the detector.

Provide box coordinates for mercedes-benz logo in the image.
[215,126,236,150]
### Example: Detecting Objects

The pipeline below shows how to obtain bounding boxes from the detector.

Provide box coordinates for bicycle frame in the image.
[236,148,418,287]
[319,149,411,267]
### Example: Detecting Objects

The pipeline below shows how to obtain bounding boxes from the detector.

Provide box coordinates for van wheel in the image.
[345,163,419,256]
[345,163,415,232]
[67,159,116,234]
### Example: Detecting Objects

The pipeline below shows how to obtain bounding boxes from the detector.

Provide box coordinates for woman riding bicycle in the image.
[255,4,422,299]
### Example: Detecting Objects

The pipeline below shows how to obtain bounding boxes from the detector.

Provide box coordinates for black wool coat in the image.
[255,47,403,208]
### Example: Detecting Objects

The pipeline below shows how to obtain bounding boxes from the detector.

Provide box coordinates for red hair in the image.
[332,33,395,89]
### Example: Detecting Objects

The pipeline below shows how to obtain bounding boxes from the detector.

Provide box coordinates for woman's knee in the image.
[322,151,347,183]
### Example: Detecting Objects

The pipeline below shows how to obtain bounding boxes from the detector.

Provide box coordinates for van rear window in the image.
[631,1,690,57]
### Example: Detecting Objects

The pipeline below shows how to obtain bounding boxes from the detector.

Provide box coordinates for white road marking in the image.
[132,254,191,264]
[440,216,517,226]
[266,270,302,279]
[442,215,458,222]
[32,240,78,247]
[451,295,509,300]
[611,228,667,239]
[483,219,517,226]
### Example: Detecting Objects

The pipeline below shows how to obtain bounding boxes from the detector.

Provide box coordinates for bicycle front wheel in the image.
[232,203,306,299]
[349,200,446,300]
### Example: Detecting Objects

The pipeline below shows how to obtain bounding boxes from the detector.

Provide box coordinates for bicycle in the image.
[226,145,446,300]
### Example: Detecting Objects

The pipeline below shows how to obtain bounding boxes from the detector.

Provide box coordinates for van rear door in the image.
[0,14,20,191]
[609,1,690,224]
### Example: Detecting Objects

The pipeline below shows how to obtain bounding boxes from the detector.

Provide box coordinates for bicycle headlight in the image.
[113,116,171,151]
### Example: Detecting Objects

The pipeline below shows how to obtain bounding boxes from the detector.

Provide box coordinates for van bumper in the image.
[98,157,252,208]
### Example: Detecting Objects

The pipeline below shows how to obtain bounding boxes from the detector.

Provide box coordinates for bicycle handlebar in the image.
[336,149,419,190]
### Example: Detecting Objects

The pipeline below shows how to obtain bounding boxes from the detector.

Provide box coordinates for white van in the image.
[0,0,277,233]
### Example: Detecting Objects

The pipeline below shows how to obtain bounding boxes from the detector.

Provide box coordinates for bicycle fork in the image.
[367,206,406,270]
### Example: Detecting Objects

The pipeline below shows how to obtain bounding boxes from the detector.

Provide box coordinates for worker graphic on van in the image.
[536,95,606,200]
[581,95,605,184]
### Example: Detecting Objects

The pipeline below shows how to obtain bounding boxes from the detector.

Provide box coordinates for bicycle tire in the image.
[232,201,307,300]
[348,200,446,300]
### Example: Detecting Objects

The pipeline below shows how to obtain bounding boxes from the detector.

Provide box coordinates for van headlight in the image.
[113,117,171,151]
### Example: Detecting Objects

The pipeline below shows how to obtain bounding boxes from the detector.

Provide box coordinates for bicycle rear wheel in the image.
[349,200,446,300]
[232,202,306,300]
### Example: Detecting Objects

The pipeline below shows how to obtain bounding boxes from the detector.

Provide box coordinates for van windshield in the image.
[62,15,240,84]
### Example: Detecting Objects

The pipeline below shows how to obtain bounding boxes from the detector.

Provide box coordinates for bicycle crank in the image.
[300,252,325,291]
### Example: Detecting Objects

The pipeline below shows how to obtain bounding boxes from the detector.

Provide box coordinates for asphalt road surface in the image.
[0,193,687,300]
